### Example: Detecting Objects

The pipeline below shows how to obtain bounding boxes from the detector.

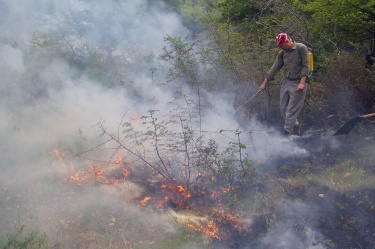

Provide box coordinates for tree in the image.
[302,0,375,52]
[160,35,200,86]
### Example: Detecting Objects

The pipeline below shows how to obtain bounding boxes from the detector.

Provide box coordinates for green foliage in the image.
[2,225,47,249]
[179,0,214,30]
[160,35,200,85]
[219,0,264,22]
[159,0,185,13]
[302,0,375,50]
[219,0,310,40]
[307,51,375,123]
[199,130,257,189]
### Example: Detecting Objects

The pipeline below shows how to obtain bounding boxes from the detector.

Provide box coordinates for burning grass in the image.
[41,148,255,246]
[2,138,375,248]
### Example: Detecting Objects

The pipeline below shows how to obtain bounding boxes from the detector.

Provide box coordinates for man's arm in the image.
[260,51,284,91]
[299,44,309,77]
[296,44,309,91]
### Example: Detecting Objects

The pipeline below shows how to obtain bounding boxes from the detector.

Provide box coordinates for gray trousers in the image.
[280,78,308,133]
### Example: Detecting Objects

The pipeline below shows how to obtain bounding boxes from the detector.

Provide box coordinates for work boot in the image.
[292,123,301,136]
[282,129,292,137]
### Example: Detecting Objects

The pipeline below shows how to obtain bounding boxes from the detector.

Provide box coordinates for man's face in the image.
[277,40,291,51]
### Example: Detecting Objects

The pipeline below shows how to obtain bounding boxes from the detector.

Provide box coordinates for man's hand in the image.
[296,82,305,91]
[296,76,307,91]
[259,79,268,92]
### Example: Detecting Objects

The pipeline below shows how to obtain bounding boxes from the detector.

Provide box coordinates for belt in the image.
[285,77,300,81]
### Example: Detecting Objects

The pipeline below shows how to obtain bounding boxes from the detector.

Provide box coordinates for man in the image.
[259,33,309,136]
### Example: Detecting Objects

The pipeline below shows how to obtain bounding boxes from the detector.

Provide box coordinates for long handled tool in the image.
[333,113,375,136]
[233,90,261,114]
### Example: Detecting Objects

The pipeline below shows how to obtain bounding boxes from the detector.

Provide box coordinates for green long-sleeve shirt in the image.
[266,42,309,81]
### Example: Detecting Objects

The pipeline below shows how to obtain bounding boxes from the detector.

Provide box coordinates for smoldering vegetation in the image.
[0,0,374,249]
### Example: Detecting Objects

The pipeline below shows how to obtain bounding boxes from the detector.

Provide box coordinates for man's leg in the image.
[284,81,308,134]
[280,80,290,124]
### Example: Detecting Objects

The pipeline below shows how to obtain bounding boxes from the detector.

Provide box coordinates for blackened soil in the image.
[224,131,375,248]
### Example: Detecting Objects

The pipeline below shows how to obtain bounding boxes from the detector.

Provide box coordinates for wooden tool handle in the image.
[360,113,375,119]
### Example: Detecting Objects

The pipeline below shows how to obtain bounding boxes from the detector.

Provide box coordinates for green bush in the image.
[2,225,47,249]
[304,51,375,130]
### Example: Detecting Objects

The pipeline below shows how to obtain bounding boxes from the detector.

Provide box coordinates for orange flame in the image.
[177,185,192,198]
[58,149,133,186]
[110,150,124,165]
[70,170,87,184]
[161,183,192,199]
[51,149,65,160]
[122,169,130,179]
[140,196,151,206]
[157,196,169,209]
[187,219,220,240]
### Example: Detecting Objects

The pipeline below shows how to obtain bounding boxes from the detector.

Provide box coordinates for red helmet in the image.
[275,33,288,45]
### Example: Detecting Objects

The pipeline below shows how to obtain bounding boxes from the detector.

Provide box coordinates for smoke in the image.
[258,201,326,249]
[0,0,340,248]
